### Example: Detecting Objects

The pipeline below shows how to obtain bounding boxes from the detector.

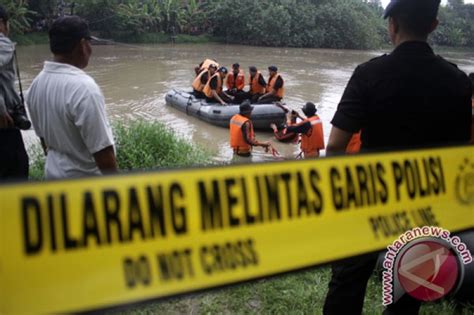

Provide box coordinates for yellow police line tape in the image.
[0,145,473,314]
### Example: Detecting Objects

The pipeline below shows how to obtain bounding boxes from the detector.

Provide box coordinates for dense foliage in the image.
[1,0,473,49]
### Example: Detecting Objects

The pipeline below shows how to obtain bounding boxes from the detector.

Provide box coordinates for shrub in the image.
[29,120,212,180]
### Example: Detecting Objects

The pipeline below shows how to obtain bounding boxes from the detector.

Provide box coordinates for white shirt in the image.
[27,61,114,179]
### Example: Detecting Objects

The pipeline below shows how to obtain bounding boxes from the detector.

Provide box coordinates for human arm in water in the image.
[242,121,270,148]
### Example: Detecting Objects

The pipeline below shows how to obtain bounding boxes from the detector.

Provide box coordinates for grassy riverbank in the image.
[108,266,472,314]
[29,120,211,180]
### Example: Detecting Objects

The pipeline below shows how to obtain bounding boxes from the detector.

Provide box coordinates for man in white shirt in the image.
[27,16,117,179]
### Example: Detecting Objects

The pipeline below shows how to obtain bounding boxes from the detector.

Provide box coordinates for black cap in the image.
[268,65,278,72]
[208,63,218,69]
[0,5,9,22]
[49,16,91,54]
[384,0,440,19]
[218,66,228,74]
[232,63,240,69]
[302,102,316,116]
[240,100,254,114]
[249,66,257,72]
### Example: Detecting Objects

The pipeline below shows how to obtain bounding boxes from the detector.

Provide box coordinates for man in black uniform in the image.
[0,5,29,180]
[324,0,471,314]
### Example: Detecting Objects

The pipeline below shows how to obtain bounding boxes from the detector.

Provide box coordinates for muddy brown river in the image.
[17,43,474,162]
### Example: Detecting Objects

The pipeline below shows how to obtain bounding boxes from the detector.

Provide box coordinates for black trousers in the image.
[0,129,29,180]
[249,93,263,104]
[257,95,281,104]
[226,90,248,104]
[192,90,206,99]
[206,92,233,104]
[323,253,421,315]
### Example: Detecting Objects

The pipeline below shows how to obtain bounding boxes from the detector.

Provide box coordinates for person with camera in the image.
[0,5,29,180]
[27,16,117,179]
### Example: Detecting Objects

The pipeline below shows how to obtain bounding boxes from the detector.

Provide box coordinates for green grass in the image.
[107,266,473,315]
[29,120,212,180]
[114,120,211,170]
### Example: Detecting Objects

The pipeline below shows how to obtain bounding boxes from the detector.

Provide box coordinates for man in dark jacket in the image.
[0,5,29,180]
[324,0,471,314]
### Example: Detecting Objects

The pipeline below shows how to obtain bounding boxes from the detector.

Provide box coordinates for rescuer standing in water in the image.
[272,102,324,159]
[230,100,274,157]
[324,0,472,314]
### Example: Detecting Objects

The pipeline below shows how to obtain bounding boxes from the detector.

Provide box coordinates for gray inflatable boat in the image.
[165,89,286,130]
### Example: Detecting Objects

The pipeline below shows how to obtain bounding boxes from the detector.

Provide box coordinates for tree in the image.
[0,0,33,34]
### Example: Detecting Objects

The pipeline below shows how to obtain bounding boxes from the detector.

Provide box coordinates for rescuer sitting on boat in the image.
[226,63,246,103]
[247,66,267,104]
[194,58,219,76]
[204,66,234,105]
[230,100,273,157]
[192,63,217,99]
[258,65,284,104]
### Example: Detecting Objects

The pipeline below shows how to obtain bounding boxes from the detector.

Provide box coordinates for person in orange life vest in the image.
[192,63,217,99]
[470,73,474,144]
[230,100,271,157]
[194,58,218,76]
[285,102,324,158]
[258,65,284,104]
[247,66,267,103]
[226,63,247,103]
[270,103,299,143]
[226,63,245,93]
[203,66,234,105]
[346,131,362,153]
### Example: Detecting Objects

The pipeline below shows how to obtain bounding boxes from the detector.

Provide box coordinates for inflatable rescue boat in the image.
[165,89,286,130]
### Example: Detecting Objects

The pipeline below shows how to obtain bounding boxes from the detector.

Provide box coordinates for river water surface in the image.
[18,43,474,162]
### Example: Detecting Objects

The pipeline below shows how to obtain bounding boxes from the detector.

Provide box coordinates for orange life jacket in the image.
[226,70,245,91]
[300,115,324,157]
[266,73,285,98]
[203,73,223,98]
[346,132,362,154]
[200,59,219,72]
[249,71,266,95]
[192,69,209,92]
[230,114,254,154]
